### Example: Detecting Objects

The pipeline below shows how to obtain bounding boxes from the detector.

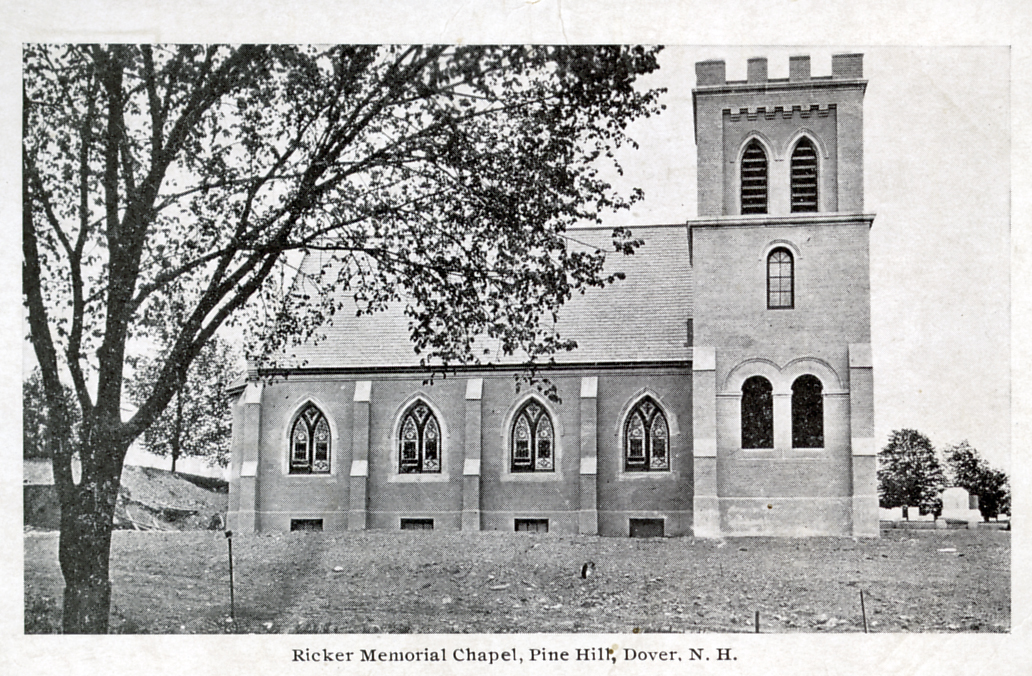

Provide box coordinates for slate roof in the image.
[282,224,692,369]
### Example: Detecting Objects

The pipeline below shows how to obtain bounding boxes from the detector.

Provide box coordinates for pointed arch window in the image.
[767,248,794,309]
[624,397,670,471]
[290,404,331,474]
[741,376,774,449]
[741,140,769,214]
[511,400,554,472]
[791,375,824,448]
[399,401,441,473]
[791,137,819,212]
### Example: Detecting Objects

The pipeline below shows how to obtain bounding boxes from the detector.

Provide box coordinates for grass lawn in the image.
[24,528,1009,634]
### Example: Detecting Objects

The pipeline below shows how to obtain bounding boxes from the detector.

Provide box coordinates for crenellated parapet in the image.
[696,54,864,88]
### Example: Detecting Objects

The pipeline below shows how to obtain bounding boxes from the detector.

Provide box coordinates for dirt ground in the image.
[24,528,1009,634]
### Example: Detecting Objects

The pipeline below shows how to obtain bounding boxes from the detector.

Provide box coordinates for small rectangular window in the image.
[290,519,323,532]
[629,518,664,538]
[514,518,549,533]
[400,518,434,531]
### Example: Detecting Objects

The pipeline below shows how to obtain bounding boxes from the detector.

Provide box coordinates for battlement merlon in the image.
[695,54,864,88]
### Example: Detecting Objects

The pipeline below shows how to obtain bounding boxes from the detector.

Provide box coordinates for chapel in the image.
[227,53,878,538]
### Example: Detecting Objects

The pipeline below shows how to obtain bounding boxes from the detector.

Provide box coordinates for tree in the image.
[23,367,80,460]
[942,441,1010,521]
[23,44,663,632]
[877,429,946,514]
[126,336,237,472]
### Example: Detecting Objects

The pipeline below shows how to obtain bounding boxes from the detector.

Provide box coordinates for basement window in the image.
[290,519,323,532]
[514,518,549,533]
[629,518,665,538]
[400,518,434,531]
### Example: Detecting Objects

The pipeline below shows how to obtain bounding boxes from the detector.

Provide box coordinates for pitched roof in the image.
[282,224,692,369]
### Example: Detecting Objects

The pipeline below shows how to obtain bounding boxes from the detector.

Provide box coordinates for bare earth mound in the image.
[115,465,228,531]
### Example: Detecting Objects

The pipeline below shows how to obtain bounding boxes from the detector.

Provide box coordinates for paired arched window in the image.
[741,140,768,214]
[511,400,554,472]
[399,401,441,473]
[624,397,670,471]
[767,248,794,309]
[791,138,819,212]
[791,375,824,448]
[290,404,331,474]
[741,376,774,449]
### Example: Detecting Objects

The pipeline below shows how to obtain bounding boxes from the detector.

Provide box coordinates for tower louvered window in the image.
[399,401,441,473]
[290,404,331,474]
[511,401,554,472]
[624,397,670,471]
[741,140,768,214]
[791,138,819,212]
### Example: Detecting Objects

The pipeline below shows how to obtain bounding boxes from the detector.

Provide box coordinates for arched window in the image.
[398,401,441,473]
[792,375,824,448]
[511,400,554,472]
[791,137,818,212]
[767,248,794,309]
[624,397,670,471]
[741,140,768,214]
[290,404,331,474]
[741,376,774,449]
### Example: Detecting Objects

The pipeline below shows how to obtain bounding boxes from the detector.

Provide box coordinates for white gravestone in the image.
[939,487,982,527]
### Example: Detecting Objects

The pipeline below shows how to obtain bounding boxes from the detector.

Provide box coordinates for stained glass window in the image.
[511,401,555,472]
[398,401,443,474]
[290,404,331,474]
[623,397,670,472]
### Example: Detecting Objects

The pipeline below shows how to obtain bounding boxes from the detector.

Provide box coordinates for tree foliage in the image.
[942,441,1010,520]
[22,44,664,632]
[126,336,237,472]
[877,429,946,513]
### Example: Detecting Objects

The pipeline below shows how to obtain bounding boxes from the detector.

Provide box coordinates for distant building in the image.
[228,54,877,537]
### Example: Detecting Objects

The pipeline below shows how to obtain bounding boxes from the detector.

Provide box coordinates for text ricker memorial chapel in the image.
[227,53,878,538]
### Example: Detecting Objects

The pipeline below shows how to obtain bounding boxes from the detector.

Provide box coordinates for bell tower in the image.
[689,54,877,537]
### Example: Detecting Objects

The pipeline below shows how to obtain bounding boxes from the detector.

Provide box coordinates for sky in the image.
[598,46,1011,470]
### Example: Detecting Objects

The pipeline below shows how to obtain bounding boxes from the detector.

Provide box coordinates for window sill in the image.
[499,471,563,483]
[388,473,451,484]
[616,470,678,482]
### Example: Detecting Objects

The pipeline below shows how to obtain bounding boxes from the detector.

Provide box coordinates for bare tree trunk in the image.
[55,411,129,634]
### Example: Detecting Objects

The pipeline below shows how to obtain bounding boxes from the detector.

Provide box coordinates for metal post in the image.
[754,610,760,633]
[859,590,868,633]
[225,530,235,624]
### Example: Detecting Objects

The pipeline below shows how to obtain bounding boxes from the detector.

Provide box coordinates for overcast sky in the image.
[602,46,1011,470]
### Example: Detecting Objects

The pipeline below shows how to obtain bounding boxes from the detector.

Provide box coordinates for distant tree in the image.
[23,367,79,460]
[877,429,946,514]
[942,441,1010,521]
[127,336,237,473]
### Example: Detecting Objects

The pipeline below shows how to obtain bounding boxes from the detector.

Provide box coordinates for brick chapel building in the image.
[227,53,878,538]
